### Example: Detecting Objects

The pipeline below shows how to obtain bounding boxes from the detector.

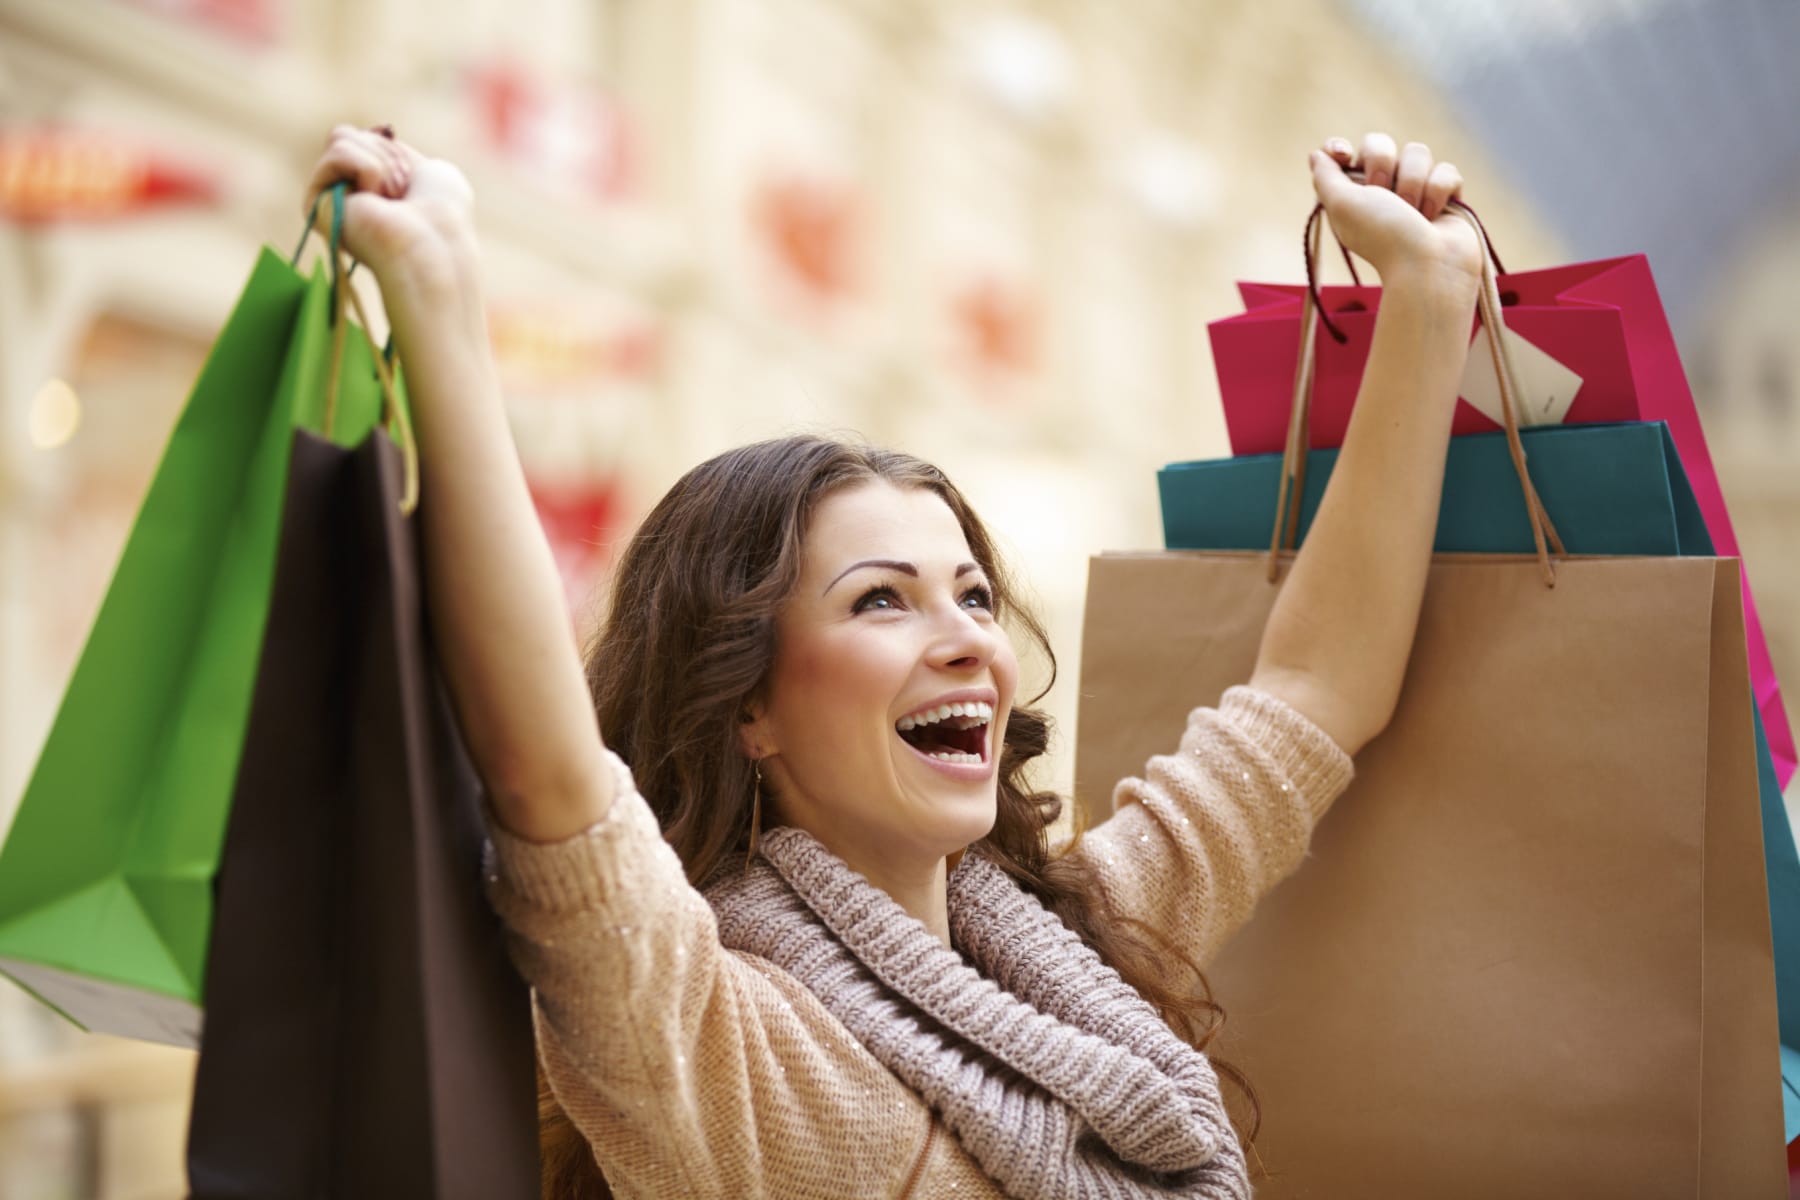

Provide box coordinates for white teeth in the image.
[928,751,982,763]
[896,700,996,731]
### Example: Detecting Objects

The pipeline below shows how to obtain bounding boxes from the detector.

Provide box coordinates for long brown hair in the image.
[539,435,1255,1197]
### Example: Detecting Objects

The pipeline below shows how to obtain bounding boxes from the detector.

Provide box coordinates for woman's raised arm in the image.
[303,126,613,840]
[1248,134,1484,756]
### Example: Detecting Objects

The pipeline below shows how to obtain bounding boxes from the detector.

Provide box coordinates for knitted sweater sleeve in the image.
[481,749,923,1198]
[1072,685,1354,970]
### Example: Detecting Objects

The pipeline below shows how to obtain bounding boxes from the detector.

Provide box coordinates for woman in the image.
[304,127,1482,1197]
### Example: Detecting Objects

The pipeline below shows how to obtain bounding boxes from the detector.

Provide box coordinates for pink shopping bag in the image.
[1208,253,1796,786]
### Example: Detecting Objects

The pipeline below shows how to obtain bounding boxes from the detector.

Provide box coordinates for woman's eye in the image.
[961,585,995,612]
[852,586,902,614]
[851,582,992,614]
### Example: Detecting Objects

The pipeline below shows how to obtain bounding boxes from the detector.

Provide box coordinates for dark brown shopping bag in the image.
[186,428,538,1197]
[1074,549,1784,1197]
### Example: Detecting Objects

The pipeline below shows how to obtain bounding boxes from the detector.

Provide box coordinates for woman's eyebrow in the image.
[824,559,915,595]
[822,559,980,595]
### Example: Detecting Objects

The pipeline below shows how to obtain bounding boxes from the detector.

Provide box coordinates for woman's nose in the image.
[929,605,998,671]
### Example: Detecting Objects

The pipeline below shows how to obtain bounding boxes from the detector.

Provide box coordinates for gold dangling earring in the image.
[745,760,764,869]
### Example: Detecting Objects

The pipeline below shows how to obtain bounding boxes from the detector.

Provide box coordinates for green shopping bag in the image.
[0,189,409,1046]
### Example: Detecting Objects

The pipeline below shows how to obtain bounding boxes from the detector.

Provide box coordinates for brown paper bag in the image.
[1074,550,1785,1199]
[187,430,538,1197]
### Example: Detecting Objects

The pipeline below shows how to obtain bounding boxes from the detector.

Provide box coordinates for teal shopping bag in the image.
[1160,418,1800,1140]
[0,192,403,1045]
[1159,421,1708,557]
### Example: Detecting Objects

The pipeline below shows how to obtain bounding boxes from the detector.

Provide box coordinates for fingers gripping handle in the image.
[1301,176,1509,346]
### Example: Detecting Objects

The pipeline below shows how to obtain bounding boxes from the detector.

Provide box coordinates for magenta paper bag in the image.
[1208,254,1795,785]
[1212,264,1635,454]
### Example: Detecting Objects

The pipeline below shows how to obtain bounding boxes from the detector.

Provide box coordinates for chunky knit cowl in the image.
[705,827,1251,1200]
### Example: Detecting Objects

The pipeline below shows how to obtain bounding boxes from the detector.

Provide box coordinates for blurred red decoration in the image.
[121,0,280,45]
[529,480,624,615]
[954,278,1036,372]
[607,326,661,378]
[0,128,218,223]
[489,309,661,389]
[467,61,634,200]
[754,176,857,298]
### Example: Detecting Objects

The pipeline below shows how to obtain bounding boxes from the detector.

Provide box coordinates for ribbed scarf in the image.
[705,828,1250,1200]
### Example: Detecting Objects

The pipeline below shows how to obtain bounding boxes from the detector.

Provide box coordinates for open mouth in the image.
[895,701,993,765]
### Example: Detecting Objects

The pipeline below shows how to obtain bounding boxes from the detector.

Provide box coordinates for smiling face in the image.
[745,480,1020,883]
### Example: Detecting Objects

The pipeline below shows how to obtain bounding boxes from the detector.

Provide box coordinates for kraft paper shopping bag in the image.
[1075,551,1784,1198]
[1158,419,1800,1086]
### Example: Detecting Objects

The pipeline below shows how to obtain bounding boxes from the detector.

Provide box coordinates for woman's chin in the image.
[922,792,999,857]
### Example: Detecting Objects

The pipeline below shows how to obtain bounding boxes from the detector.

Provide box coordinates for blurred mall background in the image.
[0,0,1794,1193]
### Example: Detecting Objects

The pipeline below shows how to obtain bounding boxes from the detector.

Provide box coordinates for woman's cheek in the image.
[994,637,1022,703]
[786,628,893,708]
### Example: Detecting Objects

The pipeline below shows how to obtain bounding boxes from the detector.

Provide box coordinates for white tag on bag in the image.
[1459,318,1583,426]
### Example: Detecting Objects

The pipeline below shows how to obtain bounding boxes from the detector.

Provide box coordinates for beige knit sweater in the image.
[484,686,1353,1199]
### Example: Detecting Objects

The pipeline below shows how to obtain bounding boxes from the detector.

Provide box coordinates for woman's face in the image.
[748,480,1020,877]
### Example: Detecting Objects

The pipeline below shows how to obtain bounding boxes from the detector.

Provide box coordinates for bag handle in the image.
[1463,203,1563,582]
[1301,182,1509,346]
[1268,199,1564,587]
[294,183,421,516]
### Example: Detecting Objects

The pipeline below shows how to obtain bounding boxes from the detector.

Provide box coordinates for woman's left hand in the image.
[1309,133,1483,288]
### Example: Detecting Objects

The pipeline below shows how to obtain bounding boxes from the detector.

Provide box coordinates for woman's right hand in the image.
[300,125,478,299]
[299,130,617,839]
[1308,133,1482,296]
